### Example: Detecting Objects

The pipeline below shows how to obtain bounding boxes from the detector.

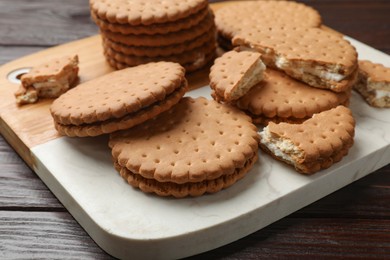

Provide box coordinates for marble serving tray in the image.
[20,37,388,259]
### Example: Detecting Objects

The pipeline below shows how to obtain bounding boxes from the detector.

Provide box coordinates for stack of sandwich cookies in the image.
[354,60,390,108]
[90,0,216,72]
[209,50,265,103]
[236,69,351,125]
[259,106,355,174]
[109,97,259,198]
[214,0,322,50]
[50,62,187,137]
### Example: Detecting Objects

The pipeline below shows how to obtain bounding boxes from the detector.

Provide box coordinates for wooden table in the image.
[1,0,389,258]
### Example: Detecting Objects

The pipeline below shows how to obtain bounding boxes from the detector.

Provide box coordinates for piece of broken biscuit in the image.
[15,55,79,105]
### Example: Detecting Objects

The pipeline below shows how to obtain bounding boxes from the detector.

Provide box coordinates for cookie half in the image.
[50,62,187,137]
[236,69,351,125]
[109,97,259,198]
[233,26,358,92]
[354,60,390,108]
[210,50,265,103]
[259,105,355,174]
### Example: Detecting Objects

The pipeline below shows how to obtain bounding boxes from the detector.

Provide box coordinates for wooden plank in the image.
[0,47,44,65]
[2,210,389,259]
[0,136,63,209]
[190,218,390,259]
[0,211,112,259]
[0,0,96,46]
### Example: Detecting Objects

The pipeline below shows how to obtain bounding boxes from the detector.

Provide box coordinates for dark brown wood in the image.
[0,211,111,259]
[0,0,390,259]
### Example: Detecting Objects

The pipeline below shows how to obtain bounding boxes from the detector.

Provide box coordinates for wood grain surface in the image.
[0,0,389,259]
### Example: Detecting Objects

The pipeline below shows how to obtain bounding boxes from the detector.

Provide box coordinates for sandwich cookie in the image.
[90,6,209,35]
[50,62,187,137]
[101,28,215,58]
[100,12,215,47]
[232,26,358,92]
[90,0,208,25]
[259,105,355,174]
[109,97,259,198]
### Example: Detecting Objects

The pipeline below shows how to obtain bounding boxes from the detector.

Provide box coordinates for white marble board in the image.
[30,37,390,259]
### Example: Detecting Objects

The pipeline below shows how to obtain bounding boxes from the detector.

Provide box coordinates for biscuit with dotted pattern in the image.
[109,97,259,197]
[215,0,321,45]
[233,26,358,92]
[50,61,187,137]
[91,6,209,35]
[90,0,208,25]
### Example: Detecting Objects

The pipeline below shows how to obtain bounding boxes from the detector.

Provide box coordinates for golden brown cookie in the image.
[215,0,322,47]
[232,26,358,92]
[90,0,208,25]
[91,6,209,35]
[101,28,215,57]
[354,60,390,108]
[236,69,351,124]
[259,105,355,174]
[100,11,214,47]
[106,50,216,73]
[109,97,259,198]
[50,62,187,137]
[209,50,265,103]
[15,55,79,105]
[103,39,216,67]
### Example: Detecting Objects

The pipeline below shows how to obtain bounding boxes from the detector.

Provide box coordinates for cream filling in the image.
[275,56,346,82]
[234,59,265,97]
[238,44,347,82]
[259,127,302,166]
[374,89,390,99]
[32,77,70,97]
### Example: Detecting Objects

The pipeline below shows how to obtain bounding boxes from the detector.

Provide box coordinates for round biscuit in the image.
[115,151,257,198]
[109,97,259,185]
[90,0,208,25]
[106,50,216,73]
[91,6,209,35]
[101,28,216,58]
[50,61,185,126]
[100,12,215,47]
[103,39,216,67]
[54,82,187,137]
